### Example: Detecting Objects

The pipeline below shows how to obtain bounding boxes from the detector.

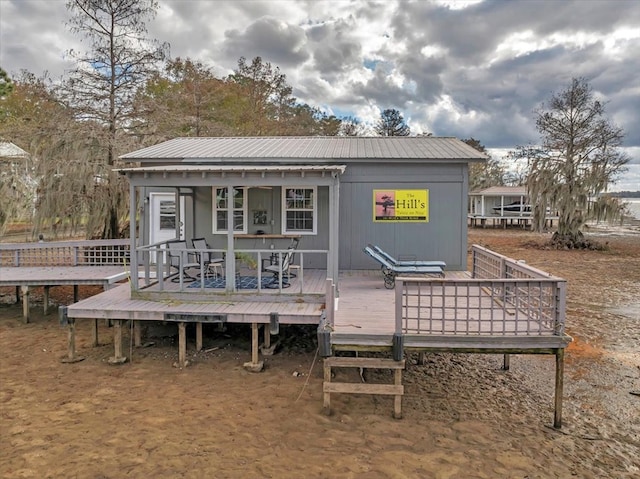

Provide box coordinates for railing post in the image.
[395,279,403,333]
[556,281,567,335]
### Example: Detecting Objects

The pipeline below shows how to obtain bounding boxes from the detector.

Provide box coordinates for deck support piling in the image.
[503,353,510,370]
[554,348,565,428]
[108,320,127,364]
[133,321,142,347]
[177,322,187,368]
[243,322,264,372]
[196,323,203,352]
[59,306,85,364]
[43,286,50,315]
[91,319,99,347]
[21,286,29,323]
[264,324,271,350]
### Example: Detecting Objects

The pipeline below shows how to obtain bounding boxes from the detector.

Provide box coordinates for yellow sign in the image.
[373,189,429,222]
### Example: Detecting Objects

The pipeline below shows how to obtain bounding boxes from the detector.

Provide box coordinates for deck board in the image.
[0,266,129,286]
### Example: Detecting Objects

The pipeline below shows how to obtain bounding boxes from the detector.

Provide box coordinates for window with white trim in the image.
[282,187,316,234]
[213,186,247,234]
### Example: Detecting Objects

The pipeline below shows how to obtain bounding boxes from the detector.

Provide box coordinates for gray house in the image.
[120,136,487,279]
[57,136,571,425]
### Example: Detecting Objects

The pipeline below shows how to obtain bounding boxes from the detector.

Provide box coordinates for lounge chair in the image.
[370,244,446,269]
[191,238,224,278]
[167,240,199,282]
[363,245,444,289]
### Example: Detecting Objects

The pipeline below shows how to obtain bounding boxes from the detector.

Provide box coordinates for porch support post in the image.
[554,348,565,428]
[129,182,138,291]
[328,175,340,284]
[225,185,236,292]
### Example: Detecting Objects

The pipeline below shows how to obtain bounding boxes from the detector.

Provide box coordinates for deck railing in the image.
[133,242,329,294]
[395,245,566,337]
[0,239,130,267]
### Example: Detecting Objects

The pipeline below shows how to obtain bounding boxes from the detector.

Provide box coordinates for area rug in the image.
[187,275,289,289]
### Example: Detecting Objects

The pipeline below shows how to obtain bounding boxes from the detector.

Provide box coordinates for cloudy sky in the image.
[1,0,639,190]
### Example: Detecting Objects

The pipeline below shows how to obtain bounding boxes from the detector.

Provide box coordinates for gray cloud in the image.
[1,0,639,190]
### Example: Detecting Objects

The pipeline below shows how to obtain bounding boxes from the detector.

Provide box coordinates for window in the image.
[282,187,316,234]
[213,187,247,234]
[159,200,176,230]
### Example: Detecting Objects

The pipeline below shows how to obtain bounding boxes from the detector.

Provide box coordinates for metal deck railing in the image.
[394,245,566,337]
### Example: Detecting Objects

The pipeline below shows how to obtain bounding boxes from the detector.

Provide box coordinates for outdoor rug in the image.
[187,275,289,289]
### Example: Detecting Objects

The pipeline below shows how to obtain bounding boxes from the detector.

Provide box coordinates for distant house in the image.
[0,141,34,225]
[469,186,529,217]
[468,185,557,228]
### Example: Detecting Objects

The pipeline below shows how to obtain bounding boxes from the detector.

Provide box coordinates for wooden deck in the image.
[0,266,129,322]
[66,282,324,325]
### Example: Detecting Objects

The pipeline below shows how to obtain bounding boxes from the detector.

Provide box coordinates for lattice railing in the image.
[0,240,130,267]
[395,245,566,337]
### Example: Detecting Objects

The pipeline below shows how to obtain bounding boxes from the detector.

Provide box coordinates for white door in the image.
[149,192,185,263]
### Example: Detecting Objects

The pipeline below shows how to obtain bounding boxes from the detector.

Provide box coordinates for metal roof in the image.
[116,164,346,174]
[470,186,527,196]
[0,141,29,159]
[120,136,487,162]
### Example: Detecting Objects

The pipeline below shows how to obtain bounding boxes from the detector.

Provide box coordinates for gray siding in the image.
[339,163,467,271]
[155,161,469,271]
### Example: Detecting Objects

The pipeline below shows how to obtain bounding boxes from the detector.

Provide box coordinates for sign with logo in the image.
[373,189,429,222]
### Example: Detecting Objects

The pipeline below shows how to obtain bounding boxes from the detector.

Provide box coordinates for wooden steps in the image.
[322,356,405,419]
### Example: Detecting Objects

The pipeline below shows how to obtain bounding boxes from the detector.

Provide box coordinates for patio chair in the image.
[363,245,444,289]
[191,237,224,278]
[167,240,199,282]
[370,244,446,269]
[264,247,295,288]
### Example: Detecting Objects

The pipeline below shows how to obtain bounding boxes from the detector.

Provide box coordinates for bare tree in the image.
[63,0,168,238]
[525,78,628,247]
[374,108,410,136]
[463,138,506,191]
[339,116,365,136]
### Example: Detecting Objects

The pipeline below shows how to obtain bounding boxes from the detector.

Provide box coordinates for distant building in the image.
[468,186,557,228]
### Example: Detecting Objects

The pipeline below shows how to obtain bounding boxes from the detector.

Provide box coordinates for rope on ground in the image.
[295,346,319,403]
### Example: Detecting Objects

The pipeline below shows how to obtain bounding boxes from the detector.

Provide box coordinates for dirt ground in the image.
[1,228,639,478]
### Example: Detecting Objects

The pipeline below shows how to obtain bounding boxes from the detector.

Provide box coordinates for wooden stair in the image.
[322,356,405,419]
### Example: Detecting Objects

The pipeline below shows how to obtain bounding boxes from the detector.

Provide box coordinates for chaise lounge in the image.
[370,244,446,269]
[363,245,444,289]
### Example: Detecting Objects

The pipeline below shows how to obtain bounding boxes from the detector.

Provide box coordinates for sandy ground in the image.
[1,228,639,478]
